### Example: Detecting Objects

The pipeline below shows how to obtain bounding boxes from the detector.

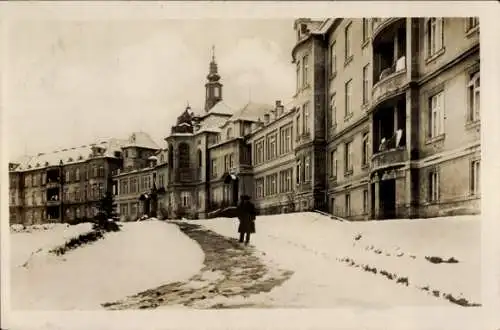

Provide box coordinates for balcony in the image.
[46,181,61,188]
[173,168,201,183]
[372,147,408,171]
[372,64,408,107]
[46,199,61,206]
[372,18,405,40]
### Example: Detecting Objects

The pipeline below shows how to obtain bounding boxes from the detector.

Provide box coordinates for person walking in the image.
[236,195,256,245]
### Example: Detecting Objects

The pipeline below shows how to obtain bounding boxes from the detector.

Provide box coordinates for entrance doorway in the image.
[380,179,396,219]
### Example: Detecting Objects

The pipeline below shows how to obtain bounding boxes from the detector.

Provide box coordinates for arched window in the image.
[226,127,233,139]
[197,149,202,168]
[178,143,190,169]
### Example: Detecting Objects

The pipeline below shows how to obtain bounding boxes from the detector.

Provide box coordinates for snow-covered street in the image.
[10,213,481,310]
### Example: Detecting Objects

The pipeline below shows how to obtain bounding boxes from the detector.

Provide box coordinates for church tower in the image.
[204,46,223,112]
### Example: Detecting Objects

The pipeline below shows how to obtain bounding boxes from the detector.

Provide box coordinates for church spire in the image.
[205,45,223,112]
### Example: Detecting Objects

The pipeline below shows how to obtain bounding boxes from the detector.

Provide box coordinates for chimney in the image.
[263,113,270,124]
[275,100,284,116]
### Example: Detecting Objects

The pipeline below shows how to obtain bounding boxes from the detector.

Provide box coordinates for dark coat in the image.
[237,200,256,234]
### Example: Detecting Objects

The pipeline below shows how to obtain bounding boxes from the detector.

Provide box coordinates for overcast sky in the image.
[3,19,296,161]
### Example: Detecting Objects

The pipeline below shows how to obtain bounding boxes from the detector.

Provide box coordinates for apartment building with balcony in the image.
[314,17,480,219]
[9,138,125,224]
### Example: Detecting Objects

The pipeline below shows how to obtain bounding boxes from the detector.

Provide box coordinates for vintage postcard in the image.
[1,2,498,330]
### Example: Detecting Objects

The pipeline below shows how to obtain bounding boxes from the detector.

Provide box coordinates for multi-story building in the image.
[113,132,162,221]
[10,17,480,224]
[9,138,126,224]
[287,17,480,219]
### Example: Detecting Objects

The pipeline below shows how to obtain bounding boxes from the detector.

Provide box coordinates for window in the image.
[75,187,80,202]
[345,141,353,174]
[266,133,277,160]
[296,61,301,92]
[198,191,203,208]
[211,159,218,178]
[363,189,369,214]
[214,86,220,98]
[65,170,70,183]
[426,18,444,57]
[466,17,479,32]
[158,174,164,187]
[75,168,80,181]
[280,124,292,154]
[345,79,352,117]
[255,178,264,198]
[429,170,439,202]
[345,193,351,217]
[229,153,234,169]
[362,18,369,43]
[64,188,70,202]
[429,91,445,138]
[254,138,265,165]
[85,166,89,180]
[98,184,104,198]
[296,113,302,137]
[362,65,369,104]
[130,177,137,193]
[98,165,105,177]
[92,165,98,178]
[181,191,190,207]
[362,133,369,166]
[467,72,480,122]
[345,22,352,60]
[302,55,309,87]
[303,103,310,134]
[226,127,233,139]
[268,173,278,195]
[296,161,302,184]
[121,204,129,216]
[304,156,311,182]
[120,179,129,195]
[330,149,338,178]
[330,197,335,214]
[224,154,229,172]
[471,160,480,195]
[329,42,337,76]
[329,94,337,128]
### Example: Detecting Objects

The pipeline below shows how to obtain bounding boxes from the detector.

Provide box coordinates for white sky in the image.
[3,19,295,161]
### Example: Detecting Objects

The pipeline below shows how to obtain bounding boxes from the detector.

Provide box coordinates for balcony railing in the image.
[372,57,407,106]
[173,168,201,183]
[372,147,408,171]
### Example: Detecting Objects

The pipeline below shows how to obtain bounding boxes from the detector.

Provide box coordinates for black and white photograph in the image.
[1,2,497,329]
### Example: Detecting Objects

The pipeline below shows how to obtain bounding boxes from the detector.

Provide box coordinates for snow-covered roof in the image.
[206,101,234,116]
[230,102,275,122]
[123,132,160,150]
[11,137,127,172]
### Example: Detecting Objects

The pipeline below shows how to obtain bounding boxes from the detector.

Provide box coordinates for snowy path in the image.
[11,221,204,310]
[196,213,481,308]
[103,222,292,309]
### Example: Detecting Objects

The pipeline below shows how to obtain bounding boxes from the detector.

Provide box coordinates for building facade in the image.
[9,17,480,224]
[9,139,125,224]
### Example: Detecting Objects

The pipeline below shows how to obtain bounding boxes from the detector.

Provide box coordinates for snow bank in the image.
[11,223,94,268]
[193,213,480,307]
[11,220,204,310]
